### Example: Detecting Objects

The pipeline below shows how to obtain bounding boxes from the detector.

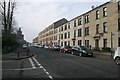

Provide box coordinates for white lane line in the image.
[49,76,53,79]
[29,58,36,69]
[40,66,43,68]
[46,72,49,75]
[43,68,46,72]
[32,57,53,79]
[38,63,41,66]
[1,67,40,71]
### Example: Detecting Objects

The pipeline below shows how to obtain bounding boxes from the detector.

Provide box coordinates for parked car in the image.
[22,44,28,49]
[51,45,61,51]
[71,45,93,57]
[113,47,120,65]
[37,45,44,48]
[60,45,72,53]
[44,45,49,49]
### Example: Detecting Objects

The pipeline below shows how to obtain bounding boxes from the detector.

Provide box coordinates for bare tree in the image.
[0,0,19,53]
[0,0,16,34]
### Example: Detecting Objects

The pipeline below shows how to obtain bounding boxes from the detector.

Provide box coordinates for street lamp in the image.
[111,32,115,58]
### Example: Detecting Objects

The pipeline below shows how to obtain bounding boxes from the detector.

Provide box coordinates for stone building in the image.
[35,0,120,50]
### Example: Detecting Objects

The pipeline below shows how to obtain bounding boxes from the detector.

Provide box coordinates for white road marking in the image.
[49,75,53,79]
[43,68,46,72]
[32,57,53,79]
[1,67,40,71]
[46,72,49,75]
[40,66,43,68]
[29,58,36,69]
[38,64,41,66]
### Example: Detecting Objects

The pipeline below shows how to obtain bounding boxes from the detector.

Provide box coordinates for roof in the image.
[53,18,68,29]
[69,1,110,22]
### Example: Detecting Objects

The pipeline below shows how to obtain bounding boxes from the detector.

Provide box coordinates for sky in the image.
[15,0,110,43]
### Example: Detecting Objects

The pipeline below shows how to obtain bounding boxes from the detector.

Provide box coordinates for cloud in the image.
[15,2,71,42]
[15,0,110,2]
[15,1,110,42]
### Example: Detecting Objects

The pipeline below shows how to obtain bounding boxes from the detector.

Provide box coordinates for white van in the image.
[113,47,120,65]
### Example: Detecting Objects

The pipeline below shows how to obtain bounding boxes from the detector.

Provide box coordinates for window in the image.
[85,40,89,48]
[59,28,61,32]
[103,39,107,47]
[68,32,70,38]
[118,1,120,10]
[61,42,63,46]
[59,34,60,39]
[64,25,67,30]
[78,29,82,37]
[78,40,82,46]
[56,35,57,40]
[64,33,67,39]
[68,23,70,29]
[68,41,70,46]
[103,22,107,33]
[74,30,76,37]
[64,41,67,46]
[96,10,100,19]
[54,36,55,40]
[118,18,120,31]
[85,15,90,23]
[73,41,75,46]
[103,7,107,17]
[78,18,82,25]
[85,27,89,36]
[61,34,63,39]
[74,20,76,27]
[61,26,63,31]
[96,24,100,34]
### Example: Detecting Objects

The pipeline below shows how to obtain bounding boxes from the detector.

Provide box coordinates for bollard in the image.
[17,52,20,59]
[26,48,29,56]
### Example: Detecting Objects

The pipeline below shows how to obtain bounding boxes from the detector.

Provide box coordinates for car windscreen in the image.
[80,46,89,50]
[65,46,72,48]
[55,45,60,47]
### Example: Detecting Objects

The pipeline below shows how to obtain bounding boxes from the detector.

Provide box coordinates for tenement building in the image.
[37,18,68,45]
[34,0,120,50]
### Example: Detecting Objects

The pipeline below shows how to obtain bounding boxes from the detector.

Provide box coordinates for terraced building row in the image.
[33,0,120,50]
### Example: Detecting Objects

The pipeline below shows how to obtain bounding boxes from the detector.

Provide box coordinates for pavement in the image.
[2,48,35,61]
[93,51,113,60]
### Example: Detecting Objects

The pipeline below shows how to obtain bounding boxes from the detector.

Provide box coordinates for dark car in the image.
[60,46,72,53]
[51,45,61,51]
[71,45,93,57]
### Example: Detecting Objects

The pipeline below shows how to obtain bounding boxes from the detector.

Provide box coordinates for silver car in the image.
[22,44,27,49]
[113,47,120,65]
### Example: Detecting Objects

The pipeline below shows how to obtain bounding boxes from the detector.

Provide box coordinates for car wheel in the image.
[79,53,83,57]
[64,51,66,53]
[60,50,62,52]
[71,51,74,55]
[115,57,120,65]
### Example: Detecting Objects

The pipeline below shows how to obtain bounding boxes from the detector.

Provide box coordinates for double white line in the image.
[29,57,53,79]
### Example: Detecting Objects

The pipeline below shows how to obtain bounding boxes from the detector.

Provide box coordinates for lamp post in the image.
[111,32,115,58]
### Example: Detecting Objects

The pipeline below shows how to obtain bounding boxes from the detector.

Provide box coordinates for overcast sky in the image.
[15,0,110,43]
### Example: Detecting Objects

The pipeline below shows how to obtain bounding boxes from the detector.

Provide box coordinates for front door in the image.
[118,37,120,47]
[95,39,99,48]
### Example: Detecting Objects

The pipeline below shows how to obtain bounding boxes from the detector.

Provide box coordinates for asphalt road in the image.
[2,46,120,79]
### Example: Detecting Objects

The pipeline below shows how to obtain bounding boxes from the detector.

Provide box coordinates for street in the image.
[2,47,120,79]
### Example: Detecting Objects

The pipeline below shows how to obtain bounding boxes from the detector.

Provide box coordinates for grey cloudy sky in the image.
[15,0,110,43]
